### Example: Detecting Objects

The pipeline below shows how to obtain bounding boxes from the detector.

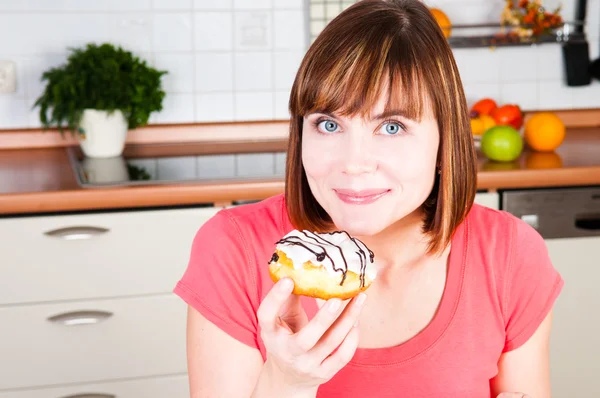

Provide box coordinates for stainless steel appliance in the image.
[502,186,600,397]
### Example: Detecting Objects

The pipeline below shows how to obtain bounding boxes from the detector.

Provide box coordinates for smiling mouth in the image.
[333,189,391,205]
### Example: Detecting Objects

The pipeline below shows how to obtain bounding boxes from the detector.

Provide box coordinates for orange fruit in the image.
[525,151,563,169]
[430,8,451,38]
[471,98,498,116]
[470,114,496,136]
[524,112,566,152]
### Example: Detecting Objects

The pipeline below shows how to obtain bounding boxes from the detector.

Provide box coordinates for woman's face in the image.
[302,93,440,236]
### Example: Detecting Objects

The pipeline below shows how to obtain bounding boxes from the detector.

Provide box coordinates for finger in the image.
[319,322,360,378]
[278,293,309,333]
[309,293,366,361]
[290,297,345,354]
[257,278,294,334]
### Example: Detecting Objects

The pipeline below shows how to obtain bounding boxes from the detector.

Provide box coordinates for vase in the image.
[77,109,128,158]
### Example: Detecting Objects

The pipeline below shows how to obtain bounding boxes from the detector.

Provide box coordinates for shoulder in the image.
[466,203,541,254]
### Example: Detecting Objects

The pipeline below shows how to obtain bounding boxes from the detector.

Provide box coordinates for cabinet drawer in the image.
[0,294,188,390]
[0,206,220,305]
[0,374,189,398]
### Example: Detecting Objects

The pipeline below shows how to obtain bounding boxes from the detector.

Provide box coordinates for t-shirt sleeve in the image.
[502,216,564,352]
[173,210,260,349]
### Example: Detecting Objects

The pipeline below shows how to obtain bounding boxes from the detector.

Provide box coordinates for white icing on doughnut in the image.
[271,230,377,286]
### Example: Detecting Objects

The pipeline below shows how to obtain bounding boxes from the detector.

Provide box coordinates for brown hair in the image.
[285,0,477,255]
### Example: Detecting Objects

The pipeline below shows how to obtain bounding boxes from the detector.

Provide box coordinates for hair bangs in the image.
[291,31,432,123]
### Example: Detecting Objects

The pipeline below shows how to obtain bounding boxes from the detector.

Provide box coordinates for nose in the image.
[342,134,376,175]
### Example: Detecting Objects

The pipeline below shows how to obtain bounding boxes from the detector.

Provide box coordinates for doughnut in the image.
[268,230,377,300]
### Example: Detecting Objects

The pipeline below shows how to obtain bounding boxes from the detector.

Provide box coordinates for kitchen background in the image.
[0,0,598,131]
[1,1,600,397]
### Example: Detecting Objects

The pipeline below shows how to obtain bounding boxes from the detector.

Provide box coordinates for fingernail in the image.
[279,278,293,292]
[328,299,341,313]
[356,293,367,306]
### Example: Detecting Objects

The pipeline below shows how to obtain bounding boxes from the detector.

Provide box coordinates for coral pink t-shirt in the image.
[174,194,564,397]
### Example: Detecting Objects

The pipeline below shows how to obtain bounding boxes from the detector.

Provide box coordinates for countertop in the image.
[1,127,599,216]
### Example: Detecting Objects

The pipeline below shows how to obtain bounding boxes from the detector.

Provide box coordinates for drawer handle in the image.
[575,213,600,231]
[60,395,116,398]
[44,226,109,240]
[48,310,113,326]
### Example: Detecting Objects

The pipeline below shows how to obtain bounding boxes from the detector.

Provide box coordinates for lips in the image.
[333,188,390,205]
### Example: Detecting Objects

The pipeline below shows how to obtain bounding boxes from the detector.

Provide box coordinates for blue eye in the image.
[317,120,339,133]
[380,122,403,135]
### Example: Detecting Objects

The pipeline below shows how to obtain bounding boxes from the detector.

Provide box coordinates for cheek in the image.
[377,137,438,184]
[301,136,336,179]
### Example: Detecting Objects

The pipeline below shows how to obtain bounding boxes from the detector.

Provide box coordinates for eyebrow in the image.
[308,109,414,121]
[372,109,413,121]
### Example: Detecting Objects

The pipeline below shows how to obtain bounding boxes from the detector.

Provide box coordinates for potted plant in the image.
[34,43,167,158]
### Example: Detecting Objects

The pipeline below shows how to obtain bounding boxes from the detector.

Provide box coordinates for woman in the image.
[174,1,563,397]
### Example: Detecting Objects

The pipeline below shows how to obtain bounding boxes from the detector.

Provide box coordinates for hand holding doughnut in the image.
[255,277,367,395]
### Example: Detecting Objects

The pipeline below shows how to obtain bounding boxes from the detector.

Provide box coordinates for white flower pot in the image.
[77,109,128,158]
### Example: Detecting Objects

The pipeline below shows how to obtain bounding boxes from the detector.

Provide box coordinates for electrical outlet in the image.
[0,60,17,94]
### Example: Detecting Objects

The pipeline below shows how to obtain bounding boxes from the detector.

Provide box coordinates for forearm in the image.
[251,361,318,398]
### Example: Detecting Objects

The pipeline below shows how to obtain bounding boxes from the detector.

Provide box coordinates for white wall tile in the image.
[196,93,234,122]
[110,13,153,53]
[537,44,564,80]
[234,52,273,90]
[153,0,192,10]
[194,12,233,51]
[538,80,574,110]
[153,93,195,123]
[196,154,236,179]
[195,53,233,92]
[25,55,68,101]
[0,98,29,129]
[275,152,287,175]
[274,0,304,9]
[588,0,600,40]
[234,0,271,10]
[500,82,538,110]
[452,48,500,83]
[235,92,274,121]
[234,11,272,50]
[462,82,501,107]
[0,0,151,12]
[194,0,232,9]
[0,14,110,55]
[235,153,275,177]
[274,10,306,50]
[153,53,195,93]
[571,81,600,109]
[153,13,193,52]
[157,156,197,180]
[274,90,291,119]
[274,51,303,90]
[499,47,537,82]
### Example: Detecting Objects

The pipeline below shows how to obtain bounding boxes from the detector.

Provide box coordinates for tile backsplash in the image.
[0,0,306,129]
[0,0,599,131]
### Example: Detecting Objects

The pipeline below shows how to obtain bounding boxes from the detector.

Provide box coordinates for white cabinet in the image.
[0,205,222,395]
[547,236,600,398]
[0,206,221,305]
[0,374,189,398]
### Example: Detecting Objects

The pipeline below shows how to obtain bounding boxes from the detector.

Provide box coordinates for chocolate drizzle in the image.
[274,230,375,287]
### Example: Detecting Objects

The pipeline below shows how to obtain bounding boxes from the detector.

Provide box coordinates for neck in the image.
[357,208,431,273]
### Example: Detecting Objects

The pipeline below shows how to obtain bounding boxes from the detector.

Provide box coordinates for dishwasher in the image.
[502,186,600,398]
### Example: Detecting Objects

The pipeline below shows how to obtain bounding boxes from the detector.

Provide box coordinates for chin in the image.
[329,215,388,237]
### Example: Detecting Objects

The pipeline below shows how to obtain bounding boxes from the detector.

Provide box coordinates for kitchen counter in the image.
[1,127,599,216]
